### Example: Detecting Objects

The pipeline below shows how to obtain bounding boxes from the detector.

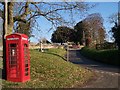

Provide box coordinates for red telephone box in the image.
[6,33,30,82]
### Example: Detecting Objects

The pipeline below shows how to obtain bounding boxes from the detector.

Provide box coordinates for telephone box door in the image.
[7,42,20,79]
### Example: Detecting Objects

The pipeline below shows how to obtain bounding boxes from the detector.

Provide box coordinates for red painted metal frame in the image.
[6,33,30,82]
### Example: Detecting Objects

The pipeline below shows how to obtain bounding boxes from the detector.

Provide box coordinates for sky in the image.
[3,0,120,2]
[30,2,118,43]
[0,1,118,43]
[86,2,118,42]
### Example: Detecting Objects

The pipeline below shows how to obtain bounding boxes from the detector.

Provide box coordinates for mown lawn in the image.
[2,48,93,88]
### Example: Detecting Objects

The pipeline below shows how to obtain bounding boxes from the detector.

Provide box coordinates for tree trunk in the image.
[2,2,14,79]
[7,2,14,35]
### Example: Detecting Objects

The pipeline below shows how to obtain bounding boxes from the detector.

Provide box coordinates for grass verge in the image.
[80,47,119,66]
[2,48,93,88]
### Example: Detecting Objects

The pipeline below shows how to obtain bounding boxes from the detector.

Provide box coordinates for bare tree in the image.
[108,12,120,42]
[97,27,105,44]
[0,2,93,36]
[75,13,105,47]
[108,13,118,24]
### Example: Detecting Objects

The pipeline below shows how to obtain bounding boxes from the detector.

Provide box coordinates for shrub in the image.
[96,42,117,50]
[80,47,119,66]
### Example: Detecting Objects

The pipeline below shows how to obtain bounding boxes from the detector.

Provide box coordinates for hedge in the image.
[80,47,120,66]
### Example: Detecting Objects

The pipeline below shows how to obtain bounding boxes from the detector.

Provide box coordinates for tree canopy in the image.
[74,13,105,47]
[51,26,76,44]
[111,23,120,50]
[108,11,120,50]
[51,13,106,46]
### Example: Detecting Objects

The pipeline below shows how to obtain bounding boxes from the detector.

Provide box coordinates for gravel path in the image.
[68,49,120,88]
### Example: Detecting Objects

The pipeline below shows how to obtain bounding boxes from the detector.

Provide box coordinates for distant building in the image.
[29,42,37,46]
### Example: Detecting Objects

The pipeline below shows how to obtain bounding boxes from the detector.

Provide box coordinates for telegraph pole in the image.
[2,0,8,79]
[40,39,43,52]
[67,41,69,61]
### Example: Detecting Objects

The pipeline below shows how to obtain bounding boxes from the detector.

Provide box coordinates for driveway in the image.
[68,49,120,88]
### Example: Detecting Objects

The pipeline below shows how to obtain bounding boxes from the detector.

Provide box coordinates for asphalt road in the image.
[68,49,120,88]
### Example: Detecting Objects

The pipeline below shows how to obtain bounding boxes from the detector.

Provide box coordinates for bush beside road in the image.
[80,47,119,66]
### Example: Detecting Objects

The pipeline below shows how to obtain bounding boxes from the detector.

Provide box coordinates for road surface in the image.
[68,49,120,88]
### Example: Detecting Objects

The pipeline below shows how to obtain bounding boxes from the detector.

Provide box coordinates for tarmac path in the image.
[68,49,120,88]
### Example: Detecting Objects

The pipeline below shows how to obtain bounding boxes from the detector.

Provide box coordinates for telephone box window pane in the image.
[25,60,28,65]
[9,44,18,68]
[24,44,28,47]
[24,44,29,76]
[25,64,28,67]
[25,68,29,71]
[11,61,17,65]
[10,44,16,47]
[24,56,28,59]
[25,72,28,76]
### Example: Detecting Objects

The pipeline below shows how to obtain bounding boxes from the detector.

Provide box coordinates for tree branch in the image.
[44,7,74,16]
[21,2,29,19]
[31,2,40,5]
[13,2,29,22]
[13,16,26,23]
[0,9,3,19]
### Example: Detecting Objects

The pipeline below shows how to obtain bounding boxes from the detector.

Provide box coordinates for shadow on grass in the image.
[0,68,5,80]
[0,68,2,79]
[0,56,4,80]
[43,52,67,61]
[33,48,67,61]
[68,50,120,74]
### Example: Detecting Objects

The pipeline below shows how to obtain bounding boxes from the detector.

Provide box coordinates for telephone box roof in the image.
[6,33,28,38]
